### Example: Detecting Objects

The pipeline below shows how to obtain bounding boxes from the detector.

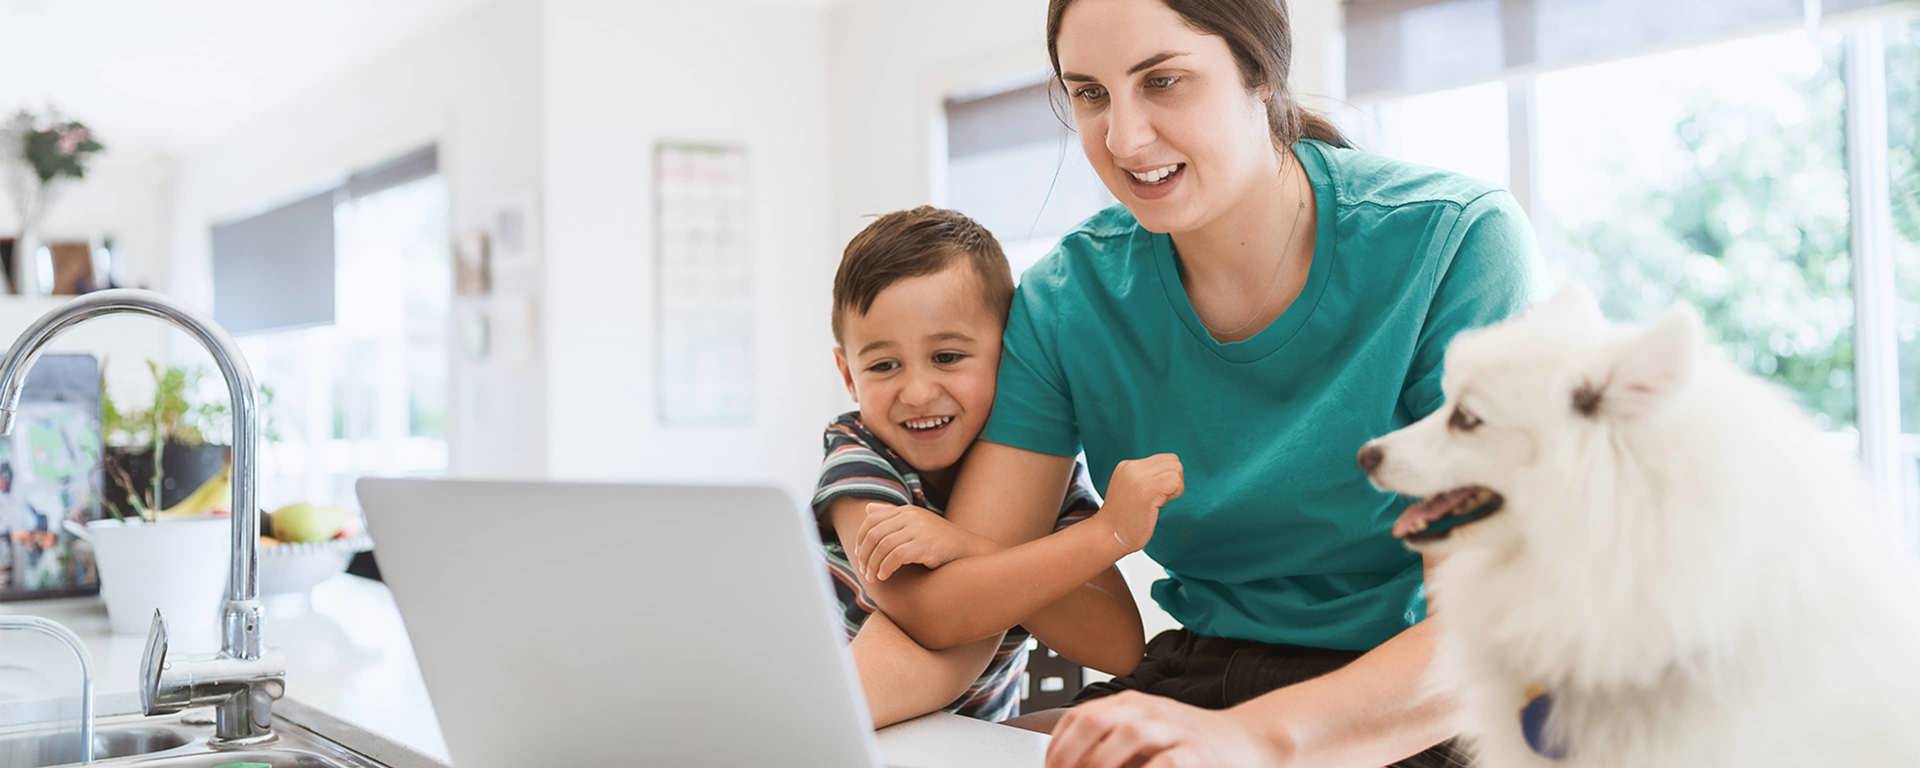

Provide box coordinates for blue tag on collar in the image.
[1520,686,1569,759]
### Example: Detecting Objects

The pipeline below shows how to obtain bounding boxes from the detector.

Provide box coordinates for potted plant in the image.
[61,360,276,648]
[98,361,265,519]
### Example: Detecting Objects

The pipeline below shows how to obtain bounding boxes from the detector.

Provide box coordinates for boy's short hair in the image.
[831,206,1014,343]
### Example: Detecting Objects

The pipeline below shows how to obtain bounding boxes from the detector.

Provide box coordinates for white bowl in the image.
[258,534,374,597]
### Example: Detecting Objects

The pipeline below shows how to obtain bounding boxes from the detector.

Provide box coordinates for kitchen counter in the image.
[0,575,1049,766]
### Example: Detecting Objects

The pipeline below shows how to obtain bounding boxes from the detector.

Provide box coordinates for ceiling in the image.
[0,0,491,152]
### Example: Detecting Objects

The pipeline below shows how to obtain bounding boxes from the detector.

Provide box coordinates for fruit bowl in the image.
[258,533,374,597]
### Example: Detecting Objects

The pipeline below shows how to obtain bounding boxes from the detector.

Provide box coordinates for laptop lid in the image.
[356,477,882,767]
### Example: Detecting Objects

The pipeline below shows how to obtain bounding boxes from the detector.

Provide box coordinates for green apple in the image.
[270,502,349,543]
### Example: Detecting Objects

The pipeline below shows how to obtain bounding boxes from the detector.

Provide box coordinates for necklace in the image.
[1199,156,1310,340]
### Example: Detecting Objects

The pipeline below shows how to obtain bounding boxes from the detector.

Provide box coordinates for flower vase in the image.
[10,181,54,295]
[12,222,38,295]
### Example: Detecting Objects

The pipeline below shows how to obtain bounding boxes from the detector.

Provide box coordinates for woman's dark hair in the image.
[1046,0,1350,149]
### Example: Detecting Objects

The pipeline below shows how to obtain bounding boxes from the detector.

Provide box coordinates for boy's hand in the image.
[854,503,996,582]
[1098,453,1184,553]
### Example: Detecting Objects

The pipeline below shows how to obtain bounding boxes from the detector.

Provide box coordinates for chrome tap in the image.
[0,289,284,746]
[0,615,94,763]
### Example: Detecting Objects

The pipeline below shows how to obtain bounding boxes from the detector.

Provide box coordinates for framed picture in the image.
[0,354,103,601]
[48,240,95,295]
[490,191,538,272]
[454,231,491,297]
[457,304,491,360]
[654,141,755,427]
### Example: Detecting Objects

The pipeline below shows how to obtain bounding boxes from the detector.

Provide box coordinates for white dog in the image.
[1359,285,1920,767]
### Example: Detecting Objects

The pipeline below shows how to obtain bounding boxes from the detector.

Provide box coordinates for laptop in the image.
[356,478,890,767]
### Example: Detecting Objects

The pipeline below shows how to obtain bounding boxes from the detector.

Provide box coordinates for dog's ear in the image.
[1581,304,1704,419]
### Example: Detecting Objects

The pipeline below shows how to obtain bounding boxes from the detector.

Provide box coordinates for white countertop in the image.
[0,574,1048,766]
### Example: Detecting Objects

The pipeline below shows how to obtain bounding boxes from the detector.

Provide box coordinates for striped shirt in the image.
[810,411,1098,722]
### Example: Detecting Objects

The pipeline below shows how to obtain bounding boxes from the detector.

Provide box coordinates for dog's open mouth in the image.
[1392,486,1505,543]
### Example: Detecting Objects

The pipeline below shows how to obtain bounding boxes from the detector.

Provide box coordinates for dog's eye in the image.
[1449,405,1483,432]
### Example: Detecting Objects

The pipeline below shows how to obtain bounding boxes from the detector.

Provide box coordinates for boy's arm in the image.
[848,604,1003,729]
[969,544,1145,676]
[838,443,1159,672]
[854,501,1145,673]
[828,494,1133,654]
[830,503,1004,728]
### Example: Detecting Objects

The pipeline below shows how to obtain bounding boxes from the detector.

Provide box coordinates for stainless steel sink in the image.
[0,724,191,764]
[112,751,349,767]
[1,699,443,768]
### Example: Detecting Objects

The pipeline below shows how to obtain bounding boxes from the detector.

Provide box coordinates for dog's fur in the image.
[1363,286,1920,767]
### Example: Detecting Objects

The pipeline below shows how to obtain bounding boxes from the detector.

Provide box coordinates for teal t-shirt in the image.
[982,139,1540,651]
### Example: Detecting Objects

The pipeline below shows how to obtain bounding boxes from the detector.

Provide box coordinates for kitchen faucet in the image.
[0,289,284,746]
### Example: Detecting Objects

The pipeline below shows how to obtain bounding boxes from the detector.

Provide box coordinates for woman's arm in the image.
[846,442,1159,673]
[862,510,1147,673]
[829,491,1135,658]
[1229,552,1455,764]
[1231,617,1453,766]
[1047,553,1456,768]
[1006,561,1143,676]
[1046,620,1453,768]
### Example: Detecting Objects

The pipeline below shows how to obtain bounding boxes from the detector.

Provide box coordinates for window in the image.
[1886,16,1920,542]
[1536,31,1855,428]
[945,81,1115,279]
[240,173,451,511]
[1354,4,1920,542]
[1364,81,1511,189]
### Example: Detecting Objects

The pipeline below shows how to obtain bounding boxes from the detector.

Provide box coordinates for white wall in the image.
[540,0,838,502]
[169,0,548,477]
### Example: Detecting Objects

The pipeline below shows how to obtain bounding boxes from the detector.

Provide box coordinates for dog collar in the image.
[1520,685,1569,759]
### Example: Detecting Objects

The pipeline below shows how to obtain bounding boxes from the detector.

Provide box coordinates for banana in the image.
[157,462,232,520]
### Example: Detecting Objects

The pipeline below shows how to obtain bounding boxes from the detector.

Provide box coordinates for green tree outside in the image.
[1564,24,1918,431]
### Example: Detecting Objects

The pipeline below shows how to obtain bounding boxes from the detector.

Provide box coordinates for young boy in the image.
[814,206,1181,727]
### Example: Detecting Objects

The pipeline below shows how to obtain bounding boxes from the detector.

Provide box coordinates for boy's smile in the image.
[900,415,957,440]
[835,262,1004,482]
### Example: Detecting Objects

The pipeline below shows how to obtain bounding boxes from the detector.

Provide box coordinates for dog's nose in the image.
[1357,444,1383,473]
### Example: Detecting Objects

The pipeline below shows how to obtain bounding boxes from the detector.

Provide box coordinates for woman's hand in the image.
[1045,691,1291,768]
[853,502,997,582]
[1096,454,1184,552]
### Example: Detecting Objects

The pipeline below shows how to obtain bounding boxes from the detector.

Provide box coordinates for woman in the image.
[929,0,1536,765]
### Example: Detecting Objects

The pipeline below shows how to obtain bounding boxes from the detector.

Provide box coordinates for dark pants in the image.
[1072,629,1469,768]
